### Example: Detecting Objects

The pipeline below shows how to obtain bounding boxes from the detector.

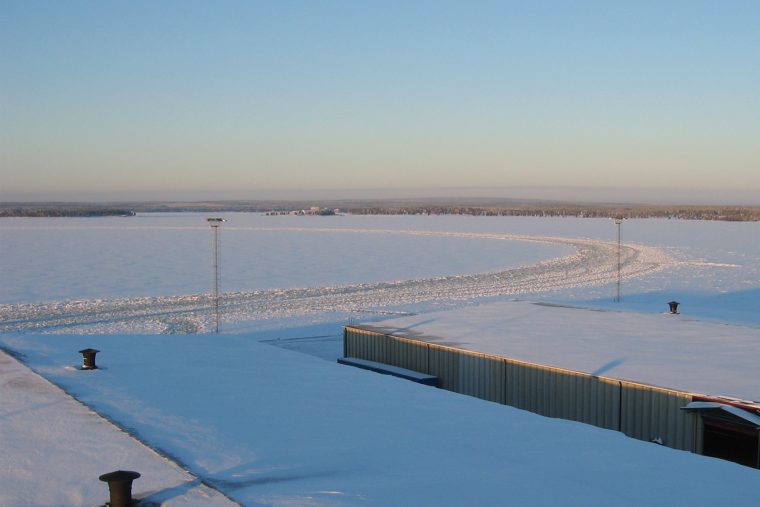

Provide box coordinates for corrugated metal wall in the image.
[344,326,696,452]
[619,381,694,451]
[504,361,622,432]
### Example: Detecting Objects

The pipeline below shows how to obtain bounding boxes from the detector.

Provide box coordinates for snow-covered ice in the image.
[0,216,674,334]
[0,214,573,305]
[2,214,758,333]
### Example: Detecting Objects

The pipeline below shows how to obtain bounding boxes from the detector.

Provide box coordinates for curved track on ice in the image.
[0,229,672,333]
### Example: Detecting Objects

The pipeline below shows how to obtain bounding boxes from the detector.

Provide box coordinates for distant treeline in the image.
[2,201,759,221]
[346,205,760,221]
[0,208,136,218]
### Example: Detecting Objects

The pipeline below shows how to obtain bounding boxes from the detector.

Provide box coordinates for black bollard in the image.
[668,301,680,314]
[99,470,140,507]
[78,348,100,370]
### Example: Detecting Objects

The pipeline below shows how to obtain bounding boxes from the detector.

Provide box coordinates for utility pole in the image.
[207,218,225,333]
[614,217,623,303]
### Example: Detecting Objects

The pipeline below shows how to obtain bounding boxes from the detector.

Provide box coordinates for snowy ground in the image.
[1,214,759,505]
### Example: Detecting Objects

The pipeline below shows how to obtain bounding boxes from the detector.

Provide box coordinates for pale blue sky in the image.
[1,1,759,203]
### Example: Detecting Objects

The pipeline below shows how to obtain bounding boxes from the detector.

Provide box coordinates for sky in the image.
[1,1,759,204]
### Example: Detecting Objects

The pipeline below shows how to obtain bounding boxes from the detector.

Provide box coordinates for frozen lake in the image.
[0,213,573,304]
[1,213,758,332]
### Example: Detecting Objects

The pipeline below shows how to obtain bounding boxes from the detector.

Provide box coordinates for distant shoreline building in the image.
[265,206,338,216]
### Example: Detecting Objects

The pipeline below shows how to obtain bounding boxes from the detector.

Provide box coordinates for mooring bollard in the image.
[78,348,100,370]
[668,301,680,314]
[99,470,140,507]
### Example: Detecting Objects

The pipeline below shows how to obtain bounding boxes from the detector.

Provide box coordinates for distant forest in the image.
[1,200,759,221]
[346,205,760,221]
[0,207,136,218]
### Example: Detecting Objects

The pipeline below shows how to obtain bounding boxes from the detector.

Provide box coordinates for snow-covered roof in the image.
[357,301,760,403]
[4,332,760,506]
[0,349,235,507]
[684,402,760,426]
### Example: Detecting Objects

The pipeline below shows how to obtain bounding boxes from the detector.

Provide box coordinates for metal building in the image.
[343,302,760,468]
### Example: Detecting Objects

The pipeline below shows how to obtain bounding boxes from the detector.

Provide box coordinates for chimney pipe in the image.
[99,470,140,507]
[78,348,100,370]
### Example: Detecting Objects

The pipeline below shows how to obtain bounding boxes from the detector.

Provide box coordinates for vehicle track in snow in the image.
[0,229,674,333]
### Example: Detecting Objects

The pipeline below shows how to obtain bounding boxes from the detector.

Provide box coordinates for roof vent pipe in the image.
[99,470,141,507]
[78,348,99,370]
